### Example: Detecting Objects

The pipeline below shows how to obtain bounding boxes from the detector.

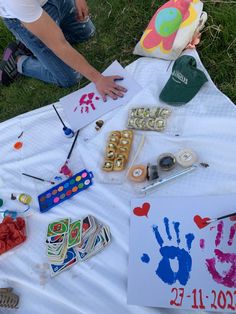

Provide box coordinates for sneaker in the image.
[2,41,18,62]
[0,60,18,86]
[0,42,19,86]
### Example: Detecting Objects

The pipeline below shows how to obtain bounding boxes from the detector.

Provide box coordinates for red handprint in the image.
[74,93,100,113]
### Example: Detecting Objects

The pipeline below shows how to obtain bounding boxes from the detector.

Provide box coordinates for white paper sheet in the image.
[128,195,236,312]
[61,60,142,130]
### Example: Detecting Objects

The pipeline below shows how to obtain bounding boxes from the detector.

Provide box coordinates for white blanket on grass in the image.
[0,49,235,314]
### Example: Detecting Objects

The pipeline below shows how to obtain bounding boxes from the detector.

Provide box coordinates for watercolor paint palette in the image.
[38,169,93,213]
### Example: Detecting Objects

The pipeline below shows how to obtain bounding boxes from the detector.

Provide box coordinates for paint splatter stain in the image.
[54,176,63,181]
[13,141,23,150]
[32,263,50,287]
[199,238,205,249]
[141,253,150,263]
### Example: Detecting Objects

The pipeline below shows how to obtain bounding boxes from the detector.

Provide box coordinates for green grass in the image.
[0,0,235,122]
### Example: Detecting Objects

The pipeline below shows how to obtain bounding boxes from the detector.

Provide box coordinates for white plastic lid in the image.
[176,148,198,167]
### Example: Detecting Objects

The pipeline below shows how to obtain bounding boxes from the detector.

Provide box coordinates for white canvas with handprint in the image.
[61,60,142,131]
[128,195,236,312]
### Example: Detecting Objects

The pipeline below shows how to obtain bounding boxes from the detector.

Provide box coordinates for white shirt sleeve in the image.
[4,0,43,23]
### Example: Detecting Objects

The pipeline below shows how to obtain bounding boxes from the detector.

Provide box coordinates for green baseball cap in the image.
[159,55,208,106]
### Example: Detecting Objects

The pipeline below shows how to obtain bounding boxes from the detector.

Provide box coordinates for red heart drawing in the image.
[133,202,150,218]
[194,215,210,229]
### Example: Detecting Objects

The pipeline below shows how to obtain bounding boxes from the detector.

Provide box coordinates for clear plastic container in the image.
[0,216,27,257]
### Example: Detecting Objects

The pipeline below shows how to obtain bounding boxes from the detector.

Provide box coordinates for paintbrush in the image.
[60,130,80,176]
[206,212,236,224]
[126,134,145,178]
[66,130,79,161]
[22,173,55,185]
[52,105,75,138]
[141,165,197,192]
[52,104,66,128]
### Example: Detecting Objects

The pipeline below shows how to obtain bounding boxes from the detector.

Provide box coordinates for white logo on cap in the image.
[172,70,188,85]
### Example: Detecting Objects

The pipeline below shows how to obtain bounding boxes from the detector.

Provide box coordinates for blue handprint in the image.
[141,217,195,286]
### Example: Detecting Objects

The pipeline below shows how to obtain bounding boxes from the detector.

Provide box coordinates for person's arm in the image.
[22,11,126,101]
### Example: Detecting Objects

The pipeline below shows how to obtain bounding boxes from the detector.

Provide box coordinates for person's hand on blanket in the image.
[94,75,127,102]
